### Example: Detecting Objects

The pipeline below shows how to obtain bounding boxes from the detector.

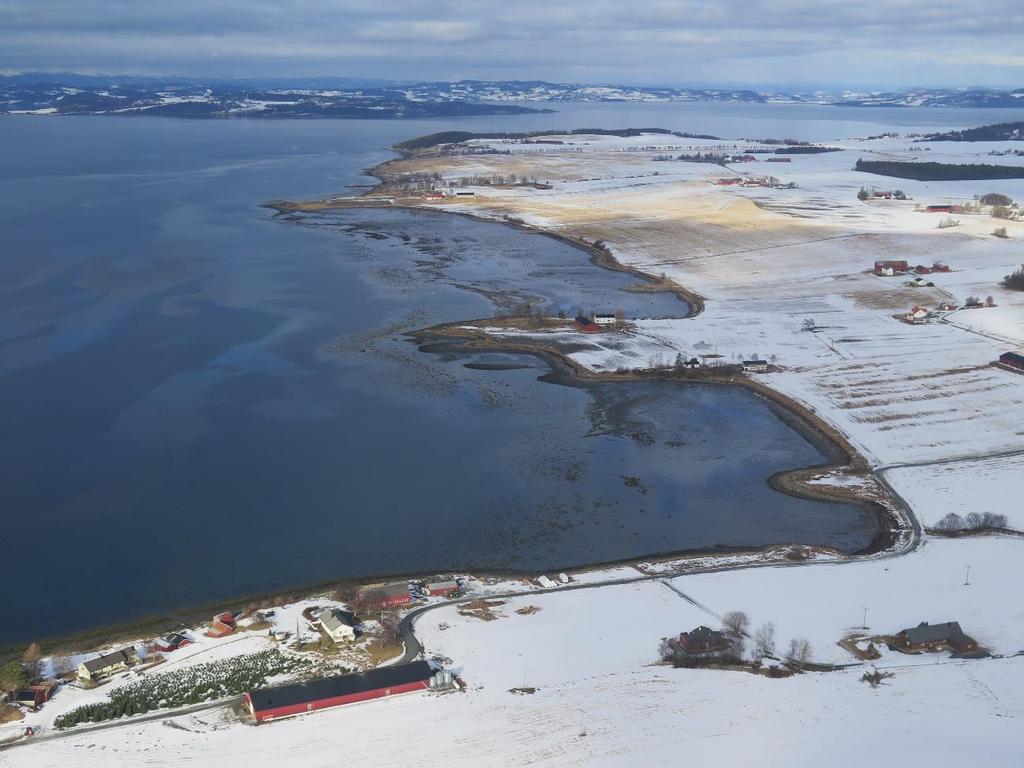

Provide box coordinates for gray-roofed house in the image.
[317,608,357,643]
[895,621,977,654]
[77,647,141,682]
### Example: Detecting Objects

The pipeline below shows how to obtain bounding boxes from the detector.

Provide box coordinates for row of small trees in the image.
[933,511,1009,532]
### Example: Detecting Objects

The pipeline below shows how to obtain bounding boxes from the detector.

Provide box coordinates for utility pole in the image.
[964,565,971,586]
[862,606,868,630]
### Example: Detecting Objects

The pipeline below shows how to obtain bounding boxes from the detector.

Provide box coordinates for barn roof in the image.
[247,660,433,713]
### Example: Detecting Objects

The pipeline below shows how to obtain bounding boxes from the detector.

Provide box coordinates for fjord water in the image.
[2,104,1007,645]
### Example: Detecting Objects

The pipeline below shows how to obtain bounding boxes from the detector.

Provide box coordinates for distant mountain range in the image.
[2,75,1023,117]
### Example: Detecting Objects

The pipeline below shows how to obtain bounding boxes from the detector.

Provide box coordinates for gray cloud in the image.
[1,0,1021,87]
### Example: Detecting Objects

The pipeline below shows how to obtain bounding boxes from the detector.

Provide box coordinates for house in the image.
[909,277,932,287]
[593,313,617,326]
[686,358,702,368]
[925,204,954,213]
[874,260,908,275]
[77,647,140,682]
[873,191,893,199]
[357,582,412,608]
[424,580,460,597]
[998,351,1024,372]
[317,608,357,643]
[906,306,929,323]
[574,315,601,333]
[895,621,977,653]
[12,682,58,709]
[154,633,192,653]
[672,626,733,658]
[938,302,958,312]
[244,661,434,723]
[742,359,768,373]
[205,612,236,638]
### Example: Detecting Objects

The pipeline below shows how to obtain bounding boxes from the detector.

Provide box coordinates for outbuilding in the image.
[742,359,769,372]
[574,315,601,333]
[593,313,617,326]
[154,633,192,653]
[244,661,434,722]
[424,580,460,597]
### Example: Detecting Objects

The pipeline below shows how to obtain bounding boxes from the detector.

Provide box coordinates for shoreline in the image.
[3,141,915,658]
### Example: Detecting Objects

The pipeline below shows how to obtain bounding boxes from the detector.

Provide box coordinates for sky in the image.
[1,0,1023,90]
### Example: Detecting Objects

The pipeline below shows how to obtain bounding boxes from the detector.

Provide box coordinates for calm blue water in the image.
[2,103,1006,645]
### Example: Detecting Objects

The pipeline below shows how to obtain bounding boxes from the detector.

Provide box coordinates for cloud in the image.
[0,0,1021,87]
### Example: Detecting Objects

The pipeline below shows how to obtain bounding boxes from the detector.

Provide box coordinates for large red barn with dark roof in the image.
[245,661,434,722]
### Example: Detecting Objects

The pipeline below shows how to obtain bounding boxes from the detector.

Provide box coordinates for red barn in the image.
[245,661,434,723]
[874,260,908,275]
[358,582,412,608]
[574,315,600,333]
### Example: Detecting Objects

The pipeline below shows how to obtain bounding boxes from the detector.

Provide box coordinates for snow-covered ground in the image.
[8,540,1024,766]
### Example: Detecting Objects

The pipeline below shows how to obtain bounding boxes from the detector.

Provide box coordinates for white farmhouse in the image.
[317,608,357,643]
[593,313,617,325]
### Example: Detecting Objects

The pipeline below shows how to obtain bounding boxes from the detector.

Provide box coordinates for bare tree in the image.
[22,642,43,682]
[965,512,984,530]
[721,610,749,655]
[787,638,812,671]
[934,512,964,531]
[753,622,776,660]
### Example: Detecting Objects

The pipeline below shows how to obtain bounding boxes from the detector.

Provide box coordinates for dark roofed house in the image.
[77,647,141,682]
[673,626,733,658]
[998,351,1024,372]
[245,660,434,722]
[574,315,601,333]
[895,621,977,654]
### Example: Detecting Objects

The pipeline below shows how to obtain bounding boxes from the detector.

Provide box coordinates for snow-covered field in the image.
[8,540,1024,767]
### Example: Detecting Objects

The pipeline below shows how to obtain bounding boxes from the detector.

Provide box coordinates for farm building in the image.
[670,626,733,658]
[206,613,236,638]
[424,579,460,597]
[77,647,140,682]
[873,191,893,199]
[894,621,977,654]
[593,313,617,326]
[421,191,445,200]
[317,608,357,643]
[574,315,601,333]
[244,661,435,723]
[998,351,1024,372]
[742,360,769,373]
[154,633,192,653]
[358,582,413,608]
[12,682,57,709]
[938,303,958,312]
[874,260,908,275]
